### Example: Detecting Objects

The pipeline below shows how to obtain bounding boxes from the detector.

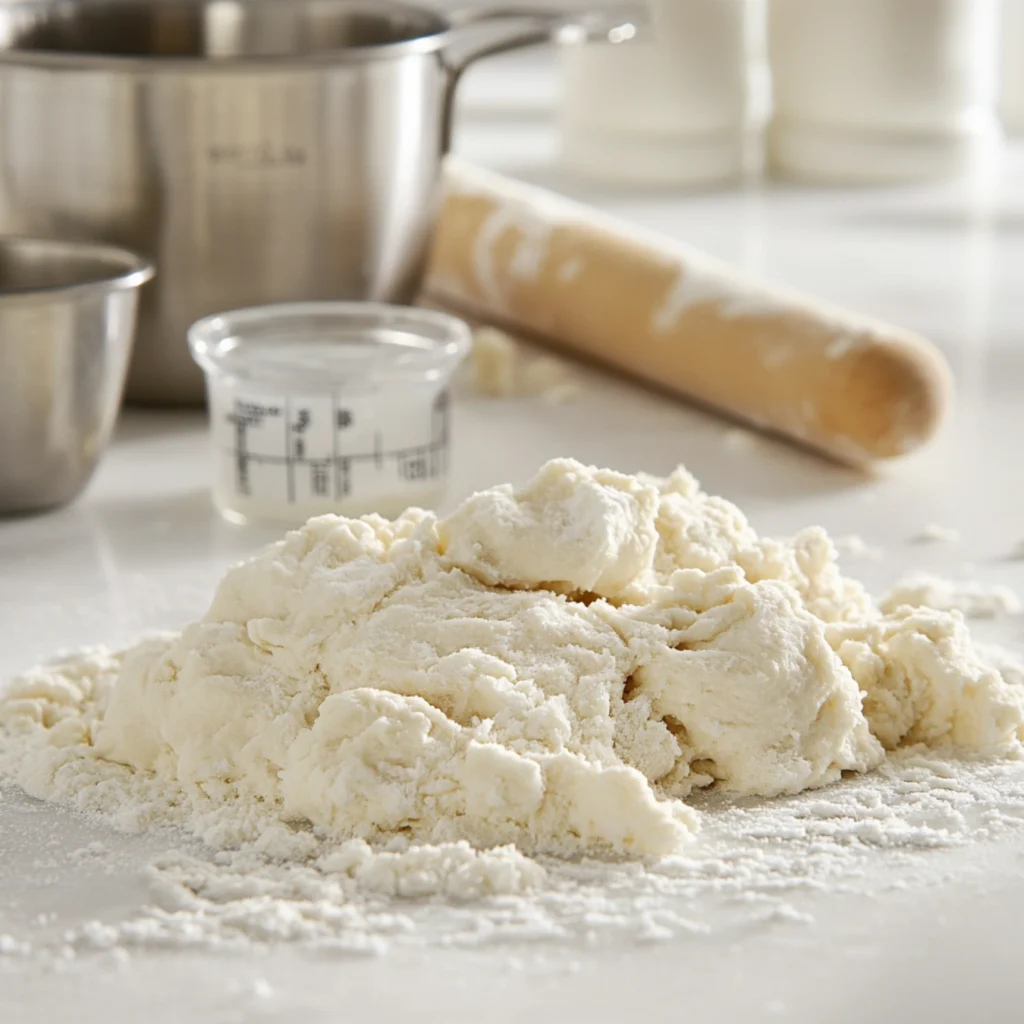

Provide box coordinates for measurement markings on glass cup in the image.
[223,392,450,503]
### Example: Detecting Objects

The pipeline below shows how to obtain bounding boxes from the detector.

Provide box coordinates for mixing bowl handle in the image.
[441,3,646,77]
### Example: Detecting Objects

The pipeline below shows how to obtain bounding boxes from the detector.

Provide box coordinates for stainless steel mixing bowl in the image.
[0,238,154,515]
[0,0,639,405]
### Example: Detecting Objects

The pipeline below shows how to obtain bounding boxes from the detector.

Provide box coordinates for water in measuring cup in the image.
[207,330,454,525]
[212,327,449,385]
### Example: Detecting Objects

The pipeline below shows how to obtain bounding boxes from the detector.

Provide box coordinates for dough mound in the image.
[9,460,1024,858]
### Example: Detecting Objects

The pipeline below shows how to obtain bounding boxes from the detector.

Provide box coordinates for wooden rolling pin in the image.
[423,158,953,465]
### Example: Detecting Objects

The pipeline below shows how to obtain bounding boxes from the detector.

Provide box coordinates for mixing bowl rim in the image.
[0,236,155,303]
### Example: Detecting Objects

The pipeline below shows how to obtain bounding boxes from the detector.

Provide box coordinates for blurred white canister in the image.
[560,0,761,186]
[1001,0,1024,135]
[768,0,1000,183]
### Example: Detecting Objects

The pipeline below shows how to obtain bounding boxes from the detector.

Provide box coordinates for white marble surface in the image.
[5,117,1024,1021]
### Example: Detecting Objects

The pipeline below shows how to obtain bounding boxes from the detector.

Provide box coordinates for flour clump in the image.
[2,459,1023,865]
[881,572,1022,619]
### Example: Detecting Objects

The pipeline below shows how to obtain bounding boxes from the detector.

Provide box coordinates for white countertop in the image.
[5,114,1024,1022]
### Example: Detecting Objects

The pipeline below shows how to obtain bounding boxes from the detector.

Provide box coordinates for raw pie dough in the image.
[5,460,1022,859]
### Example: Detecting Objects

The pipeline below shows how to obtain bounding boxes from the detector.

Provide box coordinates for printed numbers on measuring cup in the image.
[284,397,337,506]
[225,398,283,497]
[399,453,430,481]
[215,388,452,510]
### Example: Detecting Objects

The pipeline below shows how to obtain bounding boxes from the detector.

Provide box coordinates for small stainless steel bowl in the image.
[0,237,154,515]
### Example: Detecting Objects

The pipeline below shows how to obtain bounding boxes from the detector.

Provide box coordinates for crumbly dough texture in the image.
[3,460,1023,859]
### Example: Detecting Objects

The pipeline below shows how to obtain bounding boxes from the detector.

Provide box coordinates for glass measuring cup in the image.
[189,303,471,525]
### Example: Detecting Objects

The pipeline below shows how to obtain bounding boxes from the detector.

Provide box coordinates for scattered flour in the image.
[2,459,1024,959]
[466,326,579,404]
[469,325,516,397]
[912,524,961,545]
[6,746,1024,959]
[722,427,761,453]
[834,535,883,562]
[881,572,1022,619]
[651,264,778,332]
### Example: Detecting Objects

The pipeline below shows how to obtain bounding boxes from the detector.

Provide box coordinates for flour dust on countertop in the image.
[2,458,1024,960]
[3,749,1024,960]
